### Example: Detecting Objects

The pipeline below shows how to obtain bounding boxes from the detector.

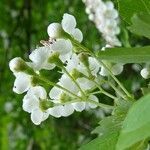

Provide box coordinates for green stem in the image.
[59,98,114,109]
[62,67,87,97]
[97,60,133,99]
[92,80,117,100]
[71,39,133,100]
[35,75,81,100]
[102,79,127,100]
[35,75,114,109]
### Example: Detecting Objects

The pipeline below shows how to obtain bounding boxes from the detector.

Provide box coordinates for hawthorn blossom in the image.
[22,86,50,125]
[47,13,83,42]
[29,39,73,71]
[83,0,121,46]
[9,57,33,94]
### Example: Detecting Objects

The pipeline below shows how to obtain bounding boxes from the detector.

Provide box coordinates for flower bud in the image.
[141,68,150,79]
[47,23,63,39]
[9,57,28,73]
[70,68,85,80]
[48,52,63,68]
[78,53,89,67]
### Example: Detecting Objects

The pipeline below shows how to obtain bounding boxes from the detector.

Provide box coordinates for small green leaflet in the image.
[116,94,150,150]
[128,13,150,39]
[96,46,150,63]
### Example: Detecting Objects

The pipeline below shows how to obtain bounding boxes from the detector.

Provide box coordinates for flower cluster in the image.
[9,13,108,125]
[83,0,121,47]
[83,0,123,76]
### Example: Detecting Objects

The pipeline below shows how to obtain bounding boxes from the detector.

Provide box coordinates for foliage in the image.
[1,0,150,149]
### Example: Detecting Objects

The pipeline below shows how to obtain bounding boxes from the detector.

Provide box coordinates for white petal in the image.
[60,74,78,93]
[72,102,85,112]
[72,28,83,42]
[29,47,48,63]
[22,94,39,113]
[99,67,108,76]
[48,105,64,118]
[141,68,150,79]
[65,53,80,72]
[61,104,74,117]
[62,13,76,34]
[59,51,72,63]
[49,86,62,100]
[27,86,47,99]
[29,46,53,71]
[112,64,123,75]
[51,39,72,55]
[88,95,99,108]
[47,23,62,38]
[9,57,23,73]
[105,1,114,10]
[13,73,31,94]
[31,108,43,125]
[77,78,95,90]
[42,111,49,121]
[89,57,100,76]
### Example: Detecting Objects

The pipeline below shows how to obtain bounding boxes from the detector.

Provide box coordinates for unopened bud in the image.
[47,23,63,39]
[70,68,85,80]
[9,57,28,73]
[79,53,89,67]
[141,68,150,79]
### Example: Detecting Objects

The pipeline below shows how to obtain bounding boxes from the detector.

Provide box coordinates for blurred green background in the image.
[0,0,102,149]
[0,0,148,150]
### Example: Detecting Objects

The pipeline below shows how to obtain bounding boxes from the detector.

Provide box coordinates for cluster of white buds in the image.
[83,0,123,76]
[10,13,111,125]
[83,0,121,47]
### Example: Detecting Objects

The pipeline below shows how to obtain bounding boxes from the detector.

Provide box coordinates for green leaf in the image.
[116,94,150,150]
[79,132,119,150]
[117,0,150,24]
[128,13,150,39]
[80,100,132,150]
[96,46,150,63]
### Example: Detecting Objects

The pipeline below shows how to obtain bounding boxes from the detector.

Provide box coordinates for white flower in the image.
[47,23,62,38]
[22,86,49,125]
[83,0,121,46]
[141,68,150,79]
[29,46,55,71]
[61,13,83,42]
[13,72,32,94]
